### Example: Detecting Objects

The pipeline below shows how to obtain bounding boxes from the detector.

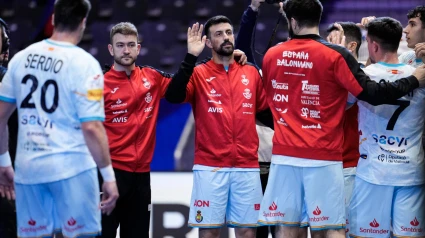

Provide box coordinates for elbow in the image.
[81,121,104,135]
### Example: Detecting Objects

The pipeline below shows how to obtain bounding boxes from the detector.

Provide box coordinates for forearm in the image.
[165,53,197,103]
[357,75,419,106]
[0,122,8,154]
[82,121,111,168]
[235,6,258,64]
[256,109,274,129]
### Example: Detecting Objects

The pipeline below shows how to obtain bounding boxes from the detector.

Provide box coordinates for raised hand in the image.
[414,43,425,60]
[250,0,265,11]
[327,23,346,48]
[357,16,376,29]
[187,23,207,57]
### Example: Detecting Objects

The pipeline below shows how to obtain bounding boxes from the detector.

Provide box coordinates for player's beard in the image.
[215,40,234,57]
[114,55,137,66]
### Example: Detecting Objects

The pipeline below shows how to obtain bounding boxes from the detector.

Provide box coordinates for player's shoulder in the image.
[398,51,416,65]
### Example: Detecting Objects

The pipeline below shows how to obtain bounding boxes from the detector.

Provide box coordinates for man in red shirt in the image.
[257,0,425,238]
[165,16,271,238]
[101,21,248,237]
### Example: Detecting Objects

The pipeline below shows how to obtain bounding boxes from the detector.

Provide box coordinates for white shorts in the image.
[188,170,263,228]
[15,168,101,238]
[349,177,425,238]
[343,167,356,237]
[258,163,345,230]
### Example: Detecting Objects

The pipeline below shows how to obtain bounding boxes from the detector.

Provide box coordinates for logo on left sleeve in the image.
[87,74,103,101]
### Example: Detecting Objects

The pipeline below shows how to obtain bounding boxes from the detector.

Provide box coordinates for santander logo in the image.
[370,219,380,228]
[269,201,277,211]
[28,219,36,226]
[313,206,321,216]
[68,217,77,226]
[410,217,420,227]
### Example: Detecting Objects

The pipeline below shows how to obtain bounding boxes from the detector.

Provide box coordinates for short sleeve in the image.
[72,58,105,122]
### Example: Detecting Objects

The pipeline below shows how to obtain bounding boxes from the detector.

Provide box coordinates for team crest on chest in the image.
[143,78,151,89]
[243,89,252,99]
[145,92,152,103]
[241,75,249,85]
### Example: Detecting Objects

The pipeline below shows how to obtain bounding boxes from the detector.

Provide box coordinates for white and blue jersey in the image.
[0,39,105,184]
[351,62,425,186]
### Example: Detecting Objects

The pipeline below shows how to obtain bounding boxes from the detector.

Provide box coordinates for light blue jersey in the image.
[354,62,425,186]
[0,39,104,184]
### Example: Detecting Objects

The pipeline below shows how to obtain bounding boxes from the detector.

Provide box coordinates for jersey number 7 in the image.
[385,100,410,131]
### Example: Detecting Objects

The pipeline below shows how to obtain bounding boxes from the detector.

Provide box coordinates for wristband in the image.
[0,152,11,167]
[100,164,116,182]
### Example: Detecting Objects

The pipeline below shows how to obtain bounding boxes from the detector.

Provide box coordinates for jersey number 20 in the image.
[20,74,59,113]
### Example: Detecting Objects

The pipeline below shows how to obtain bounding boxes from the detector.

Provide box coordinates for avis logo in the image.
[112,117,128,123]
[370,219,380,228]
[269,201,277,211]
[67,217,76,226]
[313,206,321,216]
[28,219,36,226]
[208,107,223,113]
[411,217,420,226]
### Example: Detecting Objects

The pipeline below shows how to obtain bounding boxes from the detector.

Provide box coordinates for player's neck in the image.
[295,26,319,36]
[377,52,399,64]
[113,63,135,76]
[50,31,80,45]
[212,52,234,68]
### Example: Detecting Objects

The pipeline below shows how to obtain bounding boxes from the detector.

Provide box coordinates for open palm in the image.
[187,23,206,57]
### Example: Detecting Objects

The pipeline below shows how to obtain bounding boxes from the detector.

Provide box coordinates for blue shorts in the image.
[349,177,425,238]
[188,170,263,228]
[258,163,345,230]
[15,168,101,237]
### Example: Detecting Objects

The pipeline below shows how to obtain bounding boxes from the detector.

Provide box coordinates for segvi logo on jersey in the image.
[301,80,320,95]
[243,89,252,99]
[111,87,119,93]
[208,88,221,97]
[271,79,288,90]
[111,98,127,109]
[208,100,222,104]
[241,75,249,85]
[144,107,154,113]
[273,93,288,102]
[242,103,253,108]
[145,92,153,103]
[372,134,408,147]
[86,74,103,101]
[112,117,128,123]
[208,107,223,113]
[21,115,54,129]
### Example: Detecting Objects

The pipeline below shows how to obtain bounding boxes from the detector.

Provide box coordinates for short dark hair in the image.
[204,15,233,38]
[54,0,91,32]
[407,5,425,28]
[327,22,362,55]
[110,22,138,44]
[283,0,323,28]
[366,17,402,53]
